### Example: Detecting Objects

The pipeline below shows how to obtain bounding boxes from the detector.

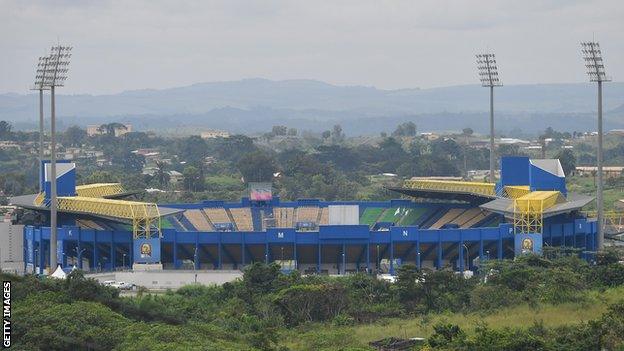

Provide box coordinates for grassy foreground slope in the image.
[4,250,624,350]
[283,287,624,351]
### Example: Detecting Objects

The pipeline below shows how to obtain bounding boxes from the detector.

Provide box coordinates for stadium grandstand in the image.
[10,156,598,275]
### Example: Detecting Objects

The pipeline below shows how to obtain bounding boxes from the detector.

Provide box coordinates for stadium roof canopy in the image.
[10,193,183,224]
[386,186,494,204]
[479,193,594,219]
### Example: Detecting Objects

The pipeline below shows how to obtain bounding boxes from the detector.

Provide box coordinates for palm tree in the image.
[154,160,170,188]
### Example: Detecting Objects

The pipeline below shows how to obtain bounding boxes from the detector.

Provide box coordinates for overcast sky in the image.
[1,0,622,95]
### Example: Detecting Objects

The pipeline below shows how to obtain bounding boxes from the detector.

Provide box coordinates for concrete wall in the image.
[0,222,24,274]
[87,270,243,290]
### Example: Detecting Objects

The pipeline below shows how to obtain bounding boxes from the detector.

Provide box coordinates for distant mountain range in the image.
[1,78,623,135]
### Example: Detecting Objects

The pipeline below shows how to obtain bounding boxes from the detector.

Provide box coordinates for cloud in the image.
[0,0,622,94]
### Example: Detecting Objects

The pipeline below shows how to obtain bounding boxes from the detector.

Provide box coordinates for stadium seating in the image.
[169,215,189,231]
[430,208,465,229]
[274,207,294,227]
[461,210,490,228]
[148,204,500,233]
[360,207,384,226]
[296,206,319,223]
[184,209,214,231]
[319,207,329,225]
[76,219,104,230]
[203,207,231,225]
[397,207,428,225]
[229,208,254,231]
[378,207,407,223]
[480,215,501,228]
[160,218,174,229]
[449,208,481,227]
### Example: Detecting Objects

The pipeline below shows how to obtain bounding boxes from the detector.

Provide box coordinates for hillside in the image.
[2,79,624,135]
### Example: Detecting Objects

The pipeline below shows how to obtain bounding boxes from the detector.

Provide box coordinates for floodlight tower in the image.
[41,45,72,271]
[476,53,502,183]
[581,41,610,250]
[33,56,51,191]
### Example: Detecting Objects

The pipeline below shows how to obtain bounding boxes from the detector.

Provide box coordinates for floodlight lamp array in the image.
[33,56,51,90]
[581,42,610,82]
[35,45,72,88]
[476,53,502,87]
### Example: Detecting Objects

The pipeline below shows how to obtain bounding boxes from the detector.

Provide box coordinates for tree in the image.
[176,136,207,164]
[237,151,278,183]
[182,165,204,192]
[0,120,13,139]
[111,151,145,173]
[394,264,424,310]
[498,144,525,157]
[331,125,345,144]
[556,149,576,176]
[431,138,461,160]
[62,126,87,147]
[83,171,120,184]
[392,122,417,137]
[271,125,288,136]
[242,263,283,296]
[321,130,331,140]
[154,160,170,187]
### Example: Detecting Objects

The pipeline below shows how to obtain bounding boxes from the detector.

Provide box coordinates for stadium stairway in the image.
[169,215,188,231]
[251,207,263,231]
[421,207,452,229]
[225,209,238,230]
[177,214,197,231]
[261,207,274,230]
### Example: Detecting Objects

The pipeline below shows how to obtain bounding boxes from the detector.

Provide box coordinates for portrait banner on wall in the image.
[514,233,543,256]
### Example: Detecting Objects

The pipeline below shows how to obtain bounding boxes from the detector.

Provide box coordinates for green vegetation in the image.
[568,175,624,211]
[4,249,624,350]
[2,121,624,210]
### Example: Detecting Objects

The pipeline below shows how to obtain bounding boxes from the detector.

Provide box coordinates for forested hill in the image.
[2,79,624,134]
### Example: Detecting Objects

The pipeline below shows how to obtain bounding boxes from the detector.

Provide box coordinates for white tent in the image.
[50,265,67,279]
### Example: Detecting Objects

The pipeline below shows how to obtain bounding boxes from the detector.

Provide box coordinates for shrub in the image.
[469,284,521,311]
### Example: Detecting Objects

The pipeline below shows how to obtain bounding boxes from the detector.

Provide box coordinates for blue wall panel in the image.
[500,156,530,186]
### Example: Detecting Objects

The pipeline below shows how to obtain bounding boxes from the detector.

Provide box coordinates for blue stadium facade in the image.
[17,157,598,275]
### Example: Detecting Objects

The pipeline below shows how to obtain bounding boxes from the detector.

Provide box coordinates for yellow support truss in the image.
[75,183,125,198]
[501,185,531,199]
[404,179,496,197]
[513,191,564,234]
[57,196,161,239]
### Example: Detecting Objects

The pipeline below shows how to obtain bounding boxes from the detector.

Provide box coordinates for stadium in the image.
[11,155,597,276]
